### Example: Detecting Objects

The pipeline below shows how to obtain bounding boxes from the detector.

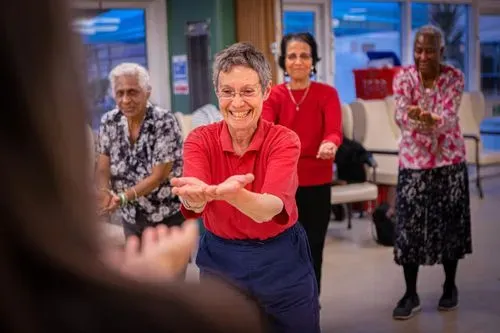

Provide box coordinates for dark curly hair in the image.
[278,32,321,76]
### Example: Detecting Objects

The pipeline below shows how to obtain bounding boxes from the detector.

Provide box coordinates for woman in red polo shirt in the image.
[262,32,343,295]
[172,42,320,333]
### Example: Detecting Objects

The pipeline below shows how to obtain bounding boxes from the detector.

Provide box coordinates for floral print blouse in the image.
[97,104,183,224]
[393,64,466,170]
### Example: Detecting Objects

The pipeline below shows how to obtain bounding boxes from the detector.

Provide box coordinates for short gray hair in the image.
[212,42,272,92]
[108,63,151,96]
[415,24,445,47]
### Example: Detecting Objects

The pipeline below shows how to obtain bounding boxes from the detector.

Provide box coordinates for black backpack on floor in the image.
[372,202,395,247]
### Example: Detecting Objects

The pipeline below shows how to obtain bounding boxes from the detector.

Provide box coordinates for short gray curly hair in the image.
[415,24,445,47]
[212,42,272,92]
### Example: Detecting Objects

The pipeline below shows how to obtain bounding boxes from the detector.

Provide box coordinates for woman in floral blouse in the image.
[96,63,184,239]
[391,25,472,320]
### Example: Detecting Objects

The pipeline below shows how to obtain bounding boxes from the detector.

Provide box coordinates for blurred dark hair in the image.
[278,32,321,75]
[0,2,264,332]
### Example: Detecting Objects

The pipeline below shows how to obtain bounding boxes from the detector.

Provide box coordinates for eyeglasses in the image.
[286,53,312,61]
[217,86,260,100]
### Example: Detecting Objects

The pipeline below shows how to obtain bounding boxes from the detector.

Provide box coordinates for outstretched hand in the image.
[408,105,441,130]
[120,220,199,282]
[205,173,255,201]
[172,174,255,206]
[419,111,441,127]
[316,141,337,160]
[408,105,423,120]
[171,177,213,207]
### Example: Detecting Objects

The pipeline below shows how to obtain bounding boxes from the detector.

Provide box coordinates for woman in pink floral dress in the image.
[391,25,472,320]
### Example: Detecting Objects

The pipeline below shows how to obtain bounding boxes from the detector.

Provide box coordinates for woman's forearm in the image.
[226,190,284,223]
[124,175,163,201]
[123,163,173,201]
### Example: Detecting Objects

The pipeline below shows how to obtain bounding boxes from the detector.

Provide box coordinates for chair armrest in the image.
[370,165,377,183]
[462,134,480,165]
[463,133,480,142]
[480,130,500,136]
[367,149,399,156]
[365,154,378,168]
[365,150,398,184]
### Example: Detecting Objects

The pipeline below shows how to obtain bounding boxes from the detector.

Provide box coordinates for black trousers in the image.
[296,184,331,295]
[122,210,184,239]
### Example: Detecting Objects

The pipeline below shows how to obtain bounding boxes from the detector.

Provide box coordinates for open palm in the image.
[120,220,199,282]
[205,174,255,201]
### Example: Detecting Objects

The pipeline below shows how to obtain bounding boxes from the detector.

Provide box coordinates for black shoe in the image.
[393,294,421,320]
[438,285,459,311]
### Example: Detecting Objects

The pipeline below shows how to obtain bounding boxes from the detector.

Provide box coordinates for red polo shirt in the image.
[180,119,300,240]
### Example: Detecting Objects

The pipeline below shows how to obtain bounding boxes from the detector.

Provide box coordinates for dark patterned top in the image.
[97,104,183,224]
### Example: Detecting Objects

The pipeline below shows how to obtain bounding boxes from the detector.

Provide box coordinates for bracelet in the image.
[181,197,205,210]
[118,192,128,207]
[131,187,138,201]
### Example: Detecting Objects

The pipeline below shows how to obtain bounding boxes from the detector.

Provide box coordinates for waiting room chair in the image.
[331,103,378,229]
[350,97,400,186]
[459,91,500,198]
[174,112,193,140]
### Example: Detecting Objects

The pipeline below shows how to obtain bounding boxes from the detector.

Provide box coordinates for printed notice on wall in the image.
[172,54,189,95]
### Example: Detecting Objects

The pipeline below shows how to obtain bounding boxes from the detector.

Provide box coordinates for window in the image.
[283,11,316,36]
[411,3,469,80]
[73,8,147,129]
[479,14,500,151]
[332,1,402,103]
[479,15,500,99]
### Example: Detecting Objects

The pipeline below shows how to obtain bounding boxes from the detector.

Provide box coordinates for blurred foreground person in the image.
[0,2,266,332]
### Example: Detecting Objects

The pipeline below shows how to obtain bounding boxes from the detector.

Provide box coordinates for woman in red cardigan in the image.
[262,32,342,295]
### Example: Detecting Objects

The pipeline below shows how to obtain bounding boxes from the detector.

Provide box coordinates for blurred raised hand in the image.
[119,220,199,282]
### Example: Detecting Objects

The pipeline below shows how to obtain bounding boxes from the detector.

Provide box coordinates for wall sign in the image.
[172,54,189,95]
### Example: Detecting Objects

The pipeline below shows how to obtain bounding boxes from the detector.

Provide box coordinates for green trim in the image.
[166,0,236,114]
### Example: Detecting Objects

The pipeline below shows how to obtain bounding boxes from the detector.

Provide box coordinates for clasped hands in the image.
[97,188,120,216]
[408,105,441,131]
[171,173,255,208]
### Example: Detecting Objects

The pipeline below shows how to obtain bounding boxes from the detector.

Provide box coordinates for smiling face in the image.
[284,40,313,81]
[216,65,270,133]
[414,33,443,78]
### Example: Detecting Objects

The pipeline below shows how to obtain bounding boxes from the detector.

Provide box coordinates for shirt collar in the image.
[117,101,153,118]
[117,103,154,133]
[220,119,266,154]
